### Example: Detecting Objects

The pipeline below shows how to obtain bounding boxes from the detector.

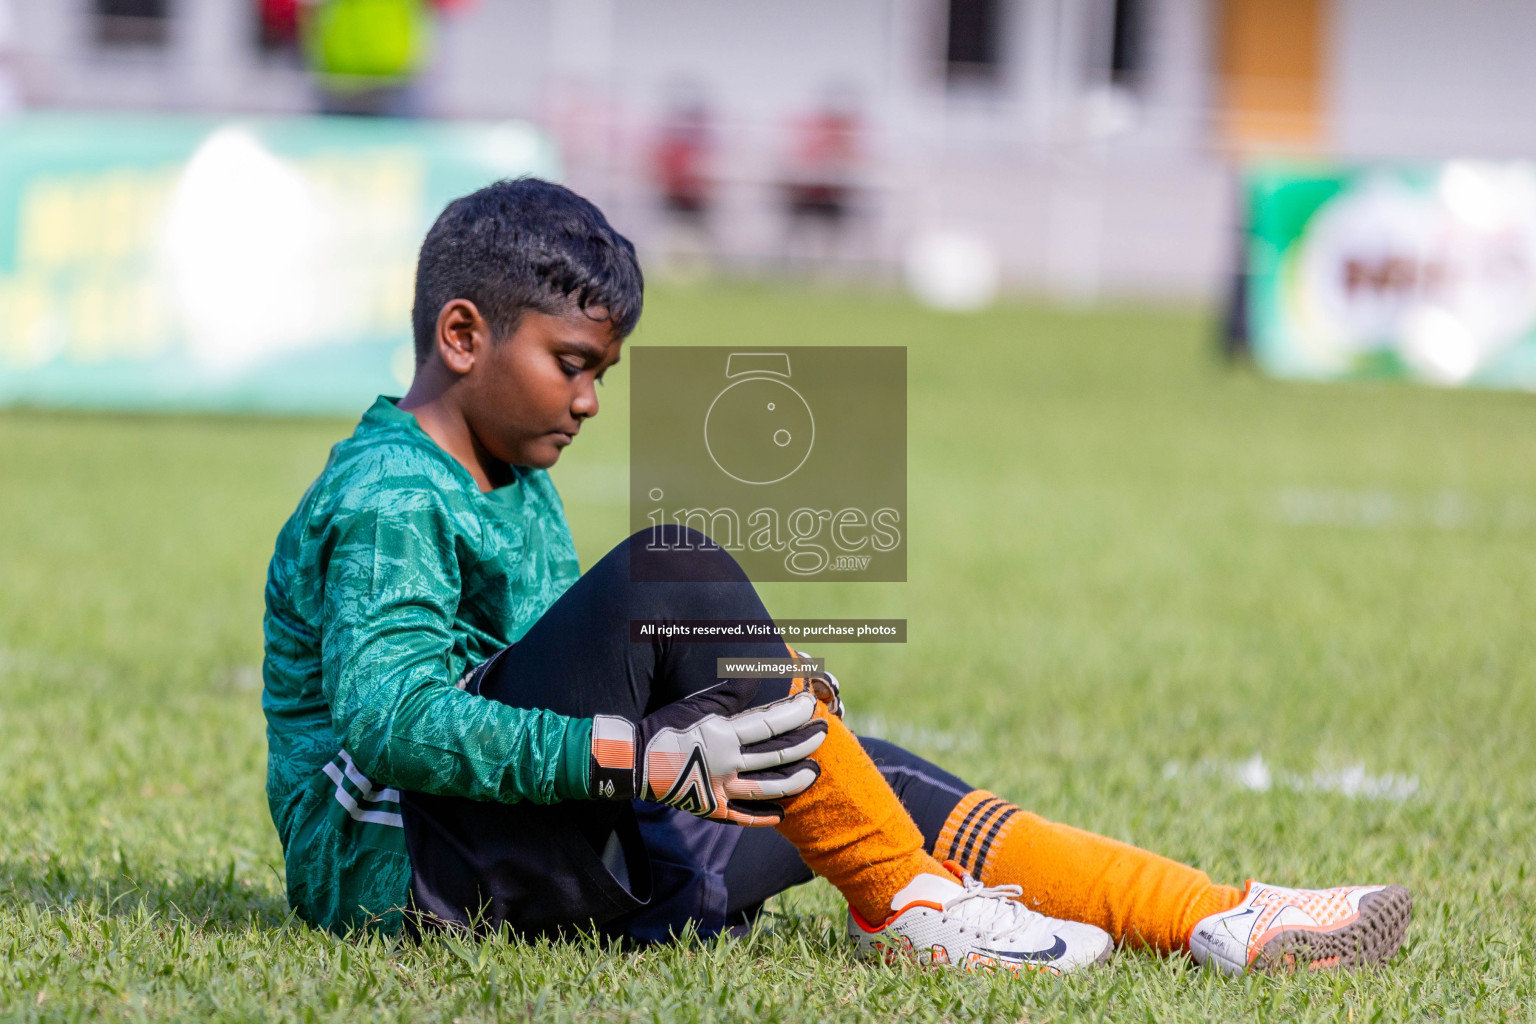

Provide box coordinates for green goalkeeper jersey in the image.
[262,397,592,935]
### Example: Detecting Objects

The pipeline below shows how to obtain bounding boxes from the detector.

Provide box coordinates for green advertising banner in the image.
[1246,162,1536,388]
[0,113,559,414]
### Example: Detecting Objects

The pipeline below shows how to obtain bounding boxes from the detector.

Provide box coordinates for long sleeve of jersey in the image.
[317,494,592,804]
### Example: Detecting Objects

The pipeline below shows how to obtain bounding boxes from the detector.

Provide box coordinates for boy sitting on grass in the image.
[262,177,1412,976]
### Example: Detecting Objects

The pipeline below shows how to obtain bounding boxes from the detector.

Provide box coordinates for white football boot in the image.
[1189,880,1412,975]
[848,861,1114,976]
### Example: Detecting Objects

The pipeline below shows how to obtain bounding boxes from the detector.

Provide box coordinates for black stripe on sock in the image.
[971,806,1019,873]
[958,800,1010,870]
[946,797,1001,862]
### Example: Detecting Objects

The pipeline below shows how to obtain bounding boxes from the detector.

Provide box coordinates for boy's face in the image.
[462,305,623,470]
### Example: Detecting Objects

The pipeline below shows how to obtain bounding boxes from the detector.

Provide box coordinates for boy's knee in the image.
[625,526,749,585]
[629,524,721,554]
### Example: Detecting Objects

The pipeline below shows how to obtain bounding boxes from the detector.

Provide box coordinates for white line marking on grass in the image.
[1270,488,1535,532]
[0,647,82,684]
[213,665,262,691]
[845,713,978,753]
[1308,762,1421,800]
[1163,754,1419,802]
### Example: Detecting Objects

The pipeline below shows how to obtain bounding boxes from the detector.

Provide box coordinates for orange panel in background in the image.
[1218,0,1327,152]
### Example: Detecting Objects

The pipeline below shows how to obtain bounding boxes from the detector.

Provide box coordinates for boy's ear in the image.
[435,299,489,375]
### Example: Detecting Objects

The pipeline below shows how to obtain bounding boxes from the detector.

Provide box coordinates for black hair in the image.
[411,178,644,365]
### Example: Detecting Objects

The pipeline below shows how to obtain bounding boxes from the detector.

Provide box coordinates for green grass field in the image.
[3,284,1534,1021]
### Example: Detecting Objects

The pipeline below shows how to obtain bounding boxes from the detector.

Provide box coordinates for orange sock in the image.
[936,790,1243,952]
[774,704,947,923]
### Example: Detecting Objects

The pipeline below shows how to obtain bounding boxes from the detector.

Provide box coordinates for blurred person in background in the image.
[650,84,716,277]
[779,85,866,273]
[257,0,302,51]
[306,0,433,116]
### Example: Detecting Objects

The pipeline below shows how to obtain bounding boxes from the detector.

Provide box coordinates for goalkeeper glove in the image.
[789,647,844,719]
[588,679,827,826]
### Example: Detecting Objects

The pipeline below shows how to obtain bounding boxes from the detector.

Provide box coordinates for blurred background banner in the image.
[0,113,557,413]
[1245,162,1536,389]
[5,1,1536,399]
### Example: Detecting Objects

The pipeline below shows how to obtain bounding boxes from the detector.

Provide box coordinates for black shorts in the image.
[405,743,969,942]
[398,531,971,941]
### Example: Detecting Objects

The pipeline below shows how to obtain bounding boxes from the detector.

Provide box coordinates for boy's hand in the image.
[589,680,827,826]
